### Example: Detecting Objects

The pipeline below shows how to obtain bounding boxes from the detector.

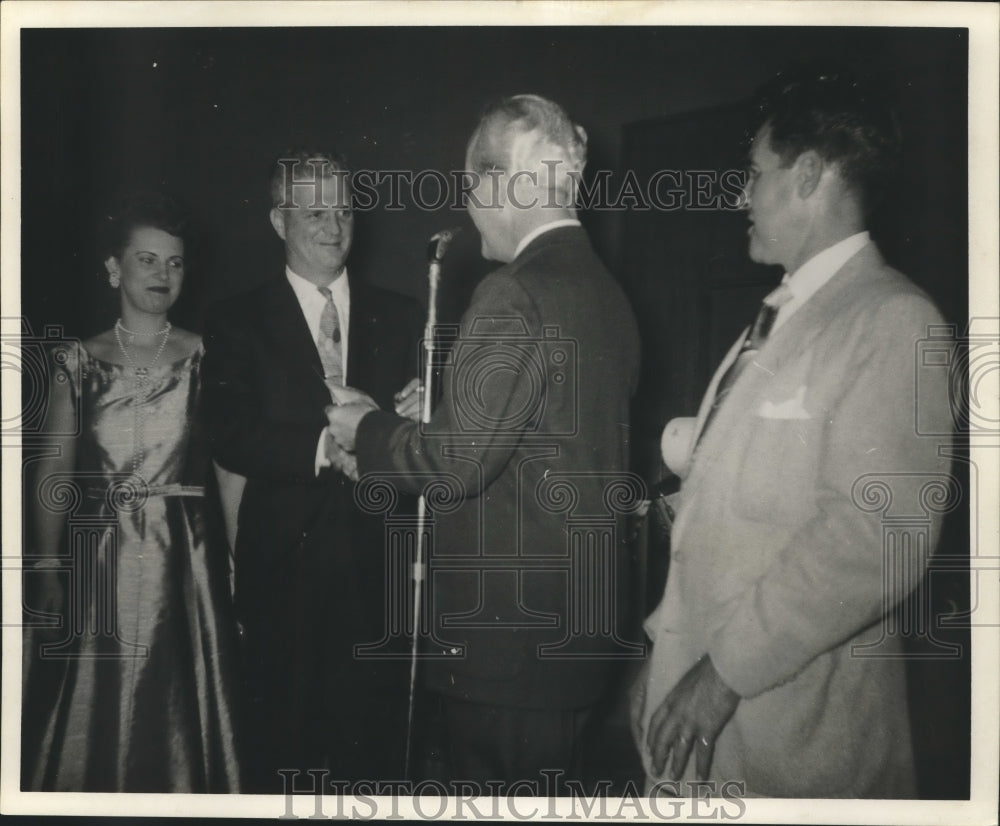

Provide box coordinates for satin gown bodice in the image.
[75,344,206,489]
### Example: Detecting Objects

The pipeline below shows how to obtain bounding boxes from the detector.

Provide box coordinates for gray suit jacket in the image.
[640,243,954,796]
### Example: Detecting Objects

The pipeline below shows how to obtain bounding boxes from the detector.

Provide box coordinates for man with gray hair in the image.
[327,95,641,788]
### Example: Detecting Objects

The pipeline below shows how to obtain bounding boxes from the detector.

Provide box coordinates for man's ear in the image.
[486,168,508,208]
[795,150,823,199]
[269,207,287,241]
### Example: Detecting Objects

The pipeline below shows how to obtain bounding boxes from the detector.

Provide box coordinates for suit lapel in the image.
[267,276,327,388]
[690,333,747,447]
[760,245,885,377]
[690,244,885,474]
[346,279,371,387]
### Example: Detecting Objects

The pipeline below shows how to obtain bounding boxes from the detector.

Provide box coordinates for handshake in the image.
[322,377,423,481]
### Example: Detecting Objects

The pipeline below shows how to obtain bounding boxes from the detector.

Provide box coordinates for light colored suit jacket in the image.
[640,243,954,797]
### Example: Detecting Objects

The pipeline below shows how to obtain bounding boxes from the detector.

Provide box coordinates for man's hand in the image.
[645,654,740,781]
[323,432,358,481]
[326,401,377,453]
[393,377,423,422]
[328,384,378,408]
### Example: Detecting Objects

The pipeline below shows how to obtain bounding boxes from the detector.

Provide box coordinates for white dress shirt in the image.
[771,231,871,332]
[686,231,873,461]
[285,266,351,475]
[513,218,581,259]
[285,265,351,371]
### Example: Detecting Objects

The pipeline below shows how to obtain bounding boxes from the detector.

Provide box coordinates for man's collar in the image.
[513,219,582,260]
[286,265,349,299]
[784,231,871,299]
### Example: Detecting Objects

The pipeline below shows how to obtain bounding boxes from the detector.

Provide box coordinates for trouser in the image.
[434,694,596,794]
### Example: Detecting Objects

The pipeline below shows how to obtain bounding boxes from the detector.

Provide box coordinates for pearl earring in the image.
[109,271,120,288]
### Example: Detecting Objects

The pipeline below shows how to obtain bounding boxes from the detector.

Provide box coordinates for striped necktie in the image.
[696,281,793,447]
[317,286,344,398]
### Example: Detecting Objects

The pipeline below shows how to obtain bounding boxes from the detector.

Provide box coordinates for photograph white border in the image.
[2,2,997,822]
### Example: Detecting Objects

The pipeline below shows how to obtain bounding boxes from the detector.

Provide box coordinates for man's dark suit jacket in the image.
[356,226,642,711]
[202,273,422,789]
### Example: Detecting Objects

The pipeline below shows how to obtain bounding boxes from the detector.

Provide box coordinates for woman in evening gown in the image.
[22,193,242,792]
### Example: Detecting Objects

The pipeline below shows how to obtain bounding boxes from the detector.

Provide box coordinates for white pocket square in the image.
[758,385,811,419]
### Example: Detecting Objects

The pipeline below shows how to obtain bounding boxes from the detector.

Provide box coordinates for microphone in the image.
[406,224,462,777]
[427,226,462,262]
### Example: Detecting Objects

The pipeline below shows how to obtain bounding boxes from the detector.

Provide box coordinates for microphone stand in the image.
[404,227,456,779]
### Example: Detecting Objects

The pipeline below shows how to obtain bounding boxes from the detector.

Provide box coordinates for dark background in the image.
[21,26,967,333]
[20,25,970,798]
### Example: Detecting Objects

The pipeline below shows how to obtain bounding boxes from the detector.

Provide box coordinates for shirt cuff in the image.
[315,428,330,477]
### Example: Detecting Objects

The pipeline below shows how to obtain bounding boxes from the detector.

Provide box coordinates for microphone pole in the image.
[404,226,458,780]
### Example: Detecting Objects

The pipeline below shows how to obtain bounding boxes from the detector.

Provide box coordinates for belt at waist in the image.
[85,483,205,500]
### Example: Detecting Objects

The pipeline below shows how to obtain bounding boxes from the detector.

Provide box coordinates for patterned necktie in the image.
[696,281,793,447]
[317,286,344,398]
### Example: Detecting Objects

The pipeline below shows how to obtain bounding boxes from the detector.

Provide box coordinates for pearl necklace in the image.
[116,318,171,339]
[114,318,172,474]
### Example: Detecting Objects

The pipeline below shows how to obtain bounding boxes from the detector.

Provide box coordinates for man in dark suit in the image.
[202,149,423,790]
[326,96,642,790]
